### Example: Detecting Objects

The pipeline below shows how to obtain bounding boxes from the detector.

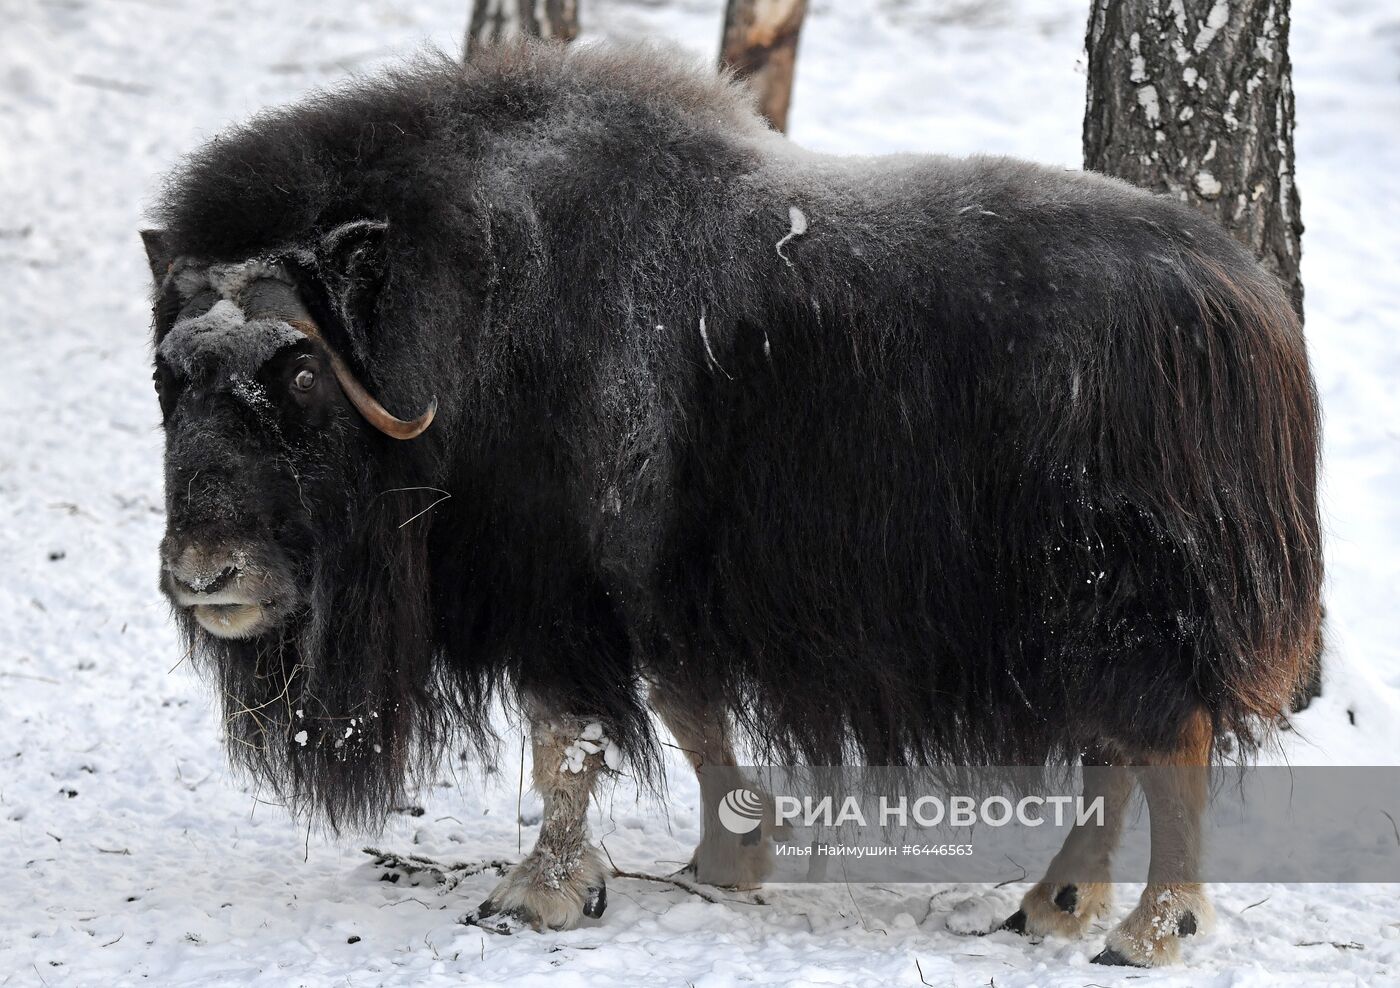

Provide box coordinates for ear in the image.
[140,228,173,285]
[316,220,389,367]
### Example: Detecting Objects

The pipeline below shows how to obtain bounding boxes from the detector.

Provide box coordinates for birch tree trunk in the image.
[465,0,580,59]
[718,0,809,133]
[1084,0,1303,316]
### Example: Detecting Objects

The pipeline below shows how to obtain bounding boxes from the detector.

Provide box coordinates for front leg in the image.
[472,711,612,932]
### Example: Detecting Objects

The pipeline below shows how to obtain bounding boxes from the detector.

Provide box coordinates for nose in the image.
[164,545,242,597]
[175,565,238,596]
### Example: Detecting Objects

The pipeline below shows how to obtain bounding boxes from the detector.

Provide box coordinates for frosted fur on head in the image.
[171,256,294,303]
[158,256,308,377]
[157,299,306,378]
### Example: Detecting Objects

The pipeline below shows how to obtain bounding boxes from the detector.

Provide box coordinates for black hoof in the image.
[1053,884,1078,914]
[1092,947,1145,967]
[1000,910,1028,935]
[463,901,529,935]
[1178,911,1198,937]
[583,883,608,918]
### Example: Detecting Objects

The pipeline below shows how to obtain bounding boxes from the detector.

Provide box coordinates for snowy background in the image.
[2,0,1398,984]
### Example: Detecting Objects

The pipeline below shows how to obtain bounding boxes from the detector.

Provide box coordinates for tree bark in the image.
[718,0,809,133]
[1084,0,1303,316]
[465,0,580,59]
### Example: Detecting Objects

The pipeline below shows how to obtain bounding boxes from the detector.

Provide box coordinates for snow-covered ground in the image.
[2,0,1398,984]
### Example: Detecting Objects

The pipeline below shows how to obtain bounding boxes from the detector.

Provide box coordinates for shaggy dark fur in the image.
[149,43,1322,827]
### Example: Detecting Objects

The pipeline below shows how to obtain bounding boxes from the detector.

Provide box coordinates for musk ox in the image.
[142,43,1321,967]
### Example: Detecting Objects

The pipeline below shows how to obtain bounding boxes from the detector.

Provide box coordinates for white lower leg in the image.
[1096,714,1214,967]
[476,715,612,931]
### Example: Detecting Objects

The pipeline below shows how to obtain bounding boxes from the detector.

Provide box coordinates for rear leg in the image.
[1093,709,1216,967]
[1003,744,1134,939]
[648,679,776,889]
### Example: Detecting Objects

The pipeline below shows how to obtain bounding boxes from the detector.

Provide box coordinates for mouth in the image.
[168,585,272,639]
[161,542,298,641]
[189,601,268,639]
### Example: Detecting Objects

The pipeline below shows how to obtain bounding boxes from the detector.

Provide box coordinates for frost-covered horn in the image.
[242,277,436,441]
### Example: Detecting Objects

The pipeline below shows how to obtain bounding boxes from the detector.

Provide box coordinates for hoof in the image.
[462,904,530,935]
[1101,884,1214,966]
[582,883,608,919]
[680,831,773,890]
[1000,909,1028,935]
[1092,947,1144,967]
[474,846,607,931]
[1053,884,1078,913]
[1010,881,1110,940]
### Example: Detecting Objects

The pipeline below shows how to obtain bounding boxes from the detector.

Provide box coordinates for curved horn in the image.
[240,278,436,441]
[288,318,436,441]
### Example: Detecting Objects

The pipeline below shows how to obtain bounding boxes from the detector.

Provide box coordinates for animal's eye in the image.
[152,361,178,419]
[292,368,316,392]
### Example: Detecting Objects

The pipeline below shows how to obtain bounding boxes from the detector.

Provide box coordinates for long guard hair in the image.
[153,42,1323,827]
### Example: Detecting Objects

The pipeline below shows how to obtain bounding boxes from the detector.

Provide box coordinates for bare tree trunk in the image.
[718,0,809,133]
[465,0,580,59]
[1084,0,1317,710]
[1084,0,1303,316]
